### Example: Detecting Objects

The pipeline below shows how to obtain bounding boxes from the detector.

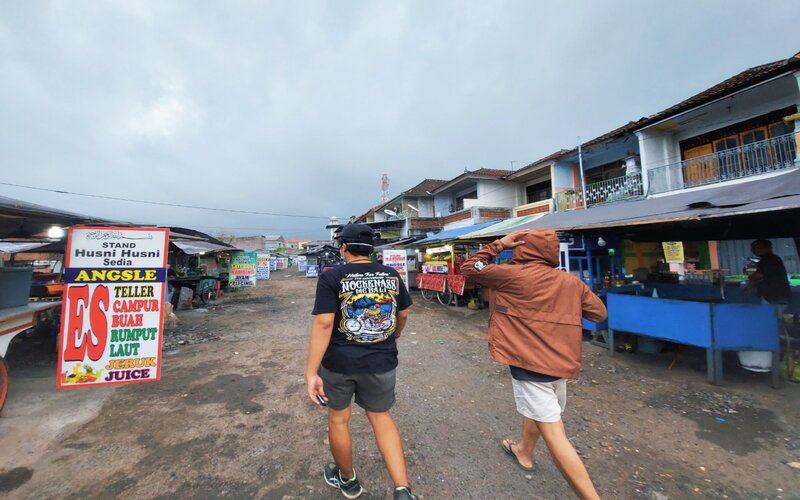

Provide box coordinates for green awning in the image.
[457,214,547,239]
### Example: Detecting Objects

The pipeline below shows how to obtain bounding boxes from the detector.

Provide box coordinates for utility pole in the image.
[577,137,587,209]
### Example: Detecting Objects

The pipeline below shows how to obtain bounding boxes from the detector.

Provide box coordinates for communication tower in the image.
[381,174,390,202]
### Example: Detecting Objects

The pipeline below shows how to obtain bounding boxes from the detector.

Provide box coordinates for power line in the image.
[0,181,332,220]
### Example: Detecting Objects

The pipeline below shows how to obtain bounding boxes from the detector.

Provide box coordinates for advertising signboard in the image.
[229,252,258,288]
[662,242,685,264]
[256,253,271,280]
[57,226,169,388]
[382,250,409,286]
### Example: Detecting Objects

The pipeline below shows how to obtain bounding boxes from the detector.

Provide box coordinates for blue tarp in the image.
[413,220,502,245]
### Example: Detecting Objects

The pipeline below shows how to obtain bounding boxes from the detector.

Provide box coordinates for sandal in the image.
[501,439,535,472]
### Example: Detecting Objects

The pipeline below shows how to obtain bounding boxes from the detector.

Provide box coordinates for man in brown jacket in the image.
[461,229,607,500]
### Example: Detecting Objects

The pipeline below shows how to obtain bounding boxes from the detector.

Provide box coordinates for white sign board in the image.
[58,227,168,388]
[383,250,409,286]
[256,253,271,280]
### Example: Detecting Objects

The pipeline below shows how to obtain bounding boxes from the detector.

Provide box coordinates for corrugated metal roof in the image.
[0,241,52,254]
[477,169,800,238]
[457,214,548,239]
[413,220,503,245]
[171,240,239,255]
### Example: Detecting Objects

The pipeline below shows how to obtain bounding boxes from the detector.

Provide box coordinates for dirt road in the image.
[1,272,799,498]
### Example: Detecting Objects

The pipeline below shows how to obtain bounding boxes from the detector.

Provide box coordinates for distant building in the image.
[284,239,312,250]
[228,235,286,252]
[263,235,286,251]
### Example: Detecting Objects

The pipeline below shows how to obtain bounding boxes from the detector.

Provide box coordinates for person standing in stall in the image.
[746,239,791,306]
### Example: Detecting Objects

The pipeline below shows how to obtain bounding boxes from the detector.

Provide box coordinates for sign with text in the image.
[229,252,258,288]
[662,242,685,264]
[306,265,319,278]
[297,256,308,272]
[269,255,277,271]
[256,253,271,280]
[276,257,289,270]
[383,250,409,286]
[57,227,169,389]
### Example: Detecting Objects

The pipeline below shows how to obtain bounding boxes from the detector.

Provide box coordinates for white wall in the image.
[477,180,517,208]
[442,216,476,231]
[415,197,434,217]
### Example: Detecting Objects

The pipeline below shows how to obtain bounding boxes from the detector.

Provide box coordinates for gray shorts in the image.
[319,365,396,412]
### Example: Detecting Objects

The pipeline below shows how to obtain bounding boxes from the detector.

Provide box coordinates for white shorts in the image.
[511,378,567,423]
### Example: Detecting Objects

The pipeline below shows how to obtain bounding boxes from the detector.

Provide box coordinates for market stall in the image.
[606,285,787,387]
[467,170,800,384]
[299,244,341,276]
[169,237,239,307]
[412,220,501,306]
[0,195,115,413]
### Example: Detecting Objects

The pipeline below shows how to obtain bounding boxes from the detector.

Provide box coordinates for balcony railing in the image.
[555,173,644,210]
[648,133,798,195]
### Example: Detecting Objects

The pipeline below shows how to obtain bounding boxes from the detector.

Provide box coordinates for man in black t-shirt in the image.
[305,224,417,500]
[747,239,791,304]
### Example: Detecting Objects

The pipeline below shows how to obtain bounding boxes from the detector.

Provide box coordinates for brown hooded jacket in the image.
[461,229,607,379]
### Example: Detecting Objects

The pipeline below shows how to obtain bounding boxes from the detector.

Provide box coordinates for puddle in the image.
[0,467,34,493]
[648,391,782,455]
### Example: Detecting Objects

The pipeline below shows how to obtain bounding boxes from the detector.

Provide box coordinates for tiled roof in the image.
[403,178,448,196]
[514,149,574,173]
[471,168,513,177]
[354,203,384,222]
[517,51,800,162]
[638,51,800,128]
[430,168,515,194]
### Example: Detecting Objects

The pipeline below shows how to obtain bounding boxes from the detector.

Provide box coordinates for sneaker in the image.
[394,486,418,500]
[323,463,364,499]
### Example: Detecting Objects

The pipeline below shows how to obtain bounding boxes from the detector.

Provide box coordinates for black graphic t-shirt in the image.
[313,263,412,374]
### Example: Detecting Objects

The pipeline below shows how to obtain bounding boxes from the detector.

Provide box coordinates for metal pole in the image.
[578,137,588,209]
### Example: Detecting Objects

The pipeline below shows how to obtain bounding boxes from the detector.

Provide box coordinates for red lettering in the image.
[62,285,109,362]
[87,285,109,361]
[63,286,90,362]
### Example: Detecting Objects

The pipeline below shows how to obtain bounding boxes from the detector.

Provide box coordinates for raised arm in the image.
[461,234,524,289]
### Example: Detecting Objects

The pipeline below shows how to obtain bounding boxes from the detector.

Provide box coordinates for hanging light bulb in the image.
[47,226,65,239]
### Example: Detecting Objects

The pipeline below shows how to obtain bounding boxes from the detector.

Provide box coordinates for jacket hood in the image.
[511,229,560,267]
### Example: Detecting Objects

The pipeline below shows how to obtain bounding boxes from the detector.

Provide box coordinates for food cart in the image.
[412,221,501,306]
[0,260,62,414]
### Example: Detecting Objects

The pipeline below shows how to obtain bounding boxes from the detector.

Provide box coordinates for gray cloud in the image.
[1,1,797,238]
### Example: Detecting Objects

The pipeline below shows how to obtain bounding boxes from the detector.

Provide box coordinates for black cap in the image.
[334,223,375,249]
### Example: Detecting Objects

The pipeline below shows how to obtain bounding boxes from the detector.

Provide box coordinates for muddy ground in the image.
[1,271,799,499]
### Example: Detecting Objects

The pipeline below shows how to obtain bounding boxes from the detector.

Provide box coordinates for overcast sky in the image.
[1,1,798,239]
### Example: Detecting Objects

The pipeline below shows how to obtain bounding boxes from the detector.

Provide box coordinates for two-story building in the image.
[637,52,799,197]
[483,51,800,280]
[429,168,515,230]
[375,178,447,239]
